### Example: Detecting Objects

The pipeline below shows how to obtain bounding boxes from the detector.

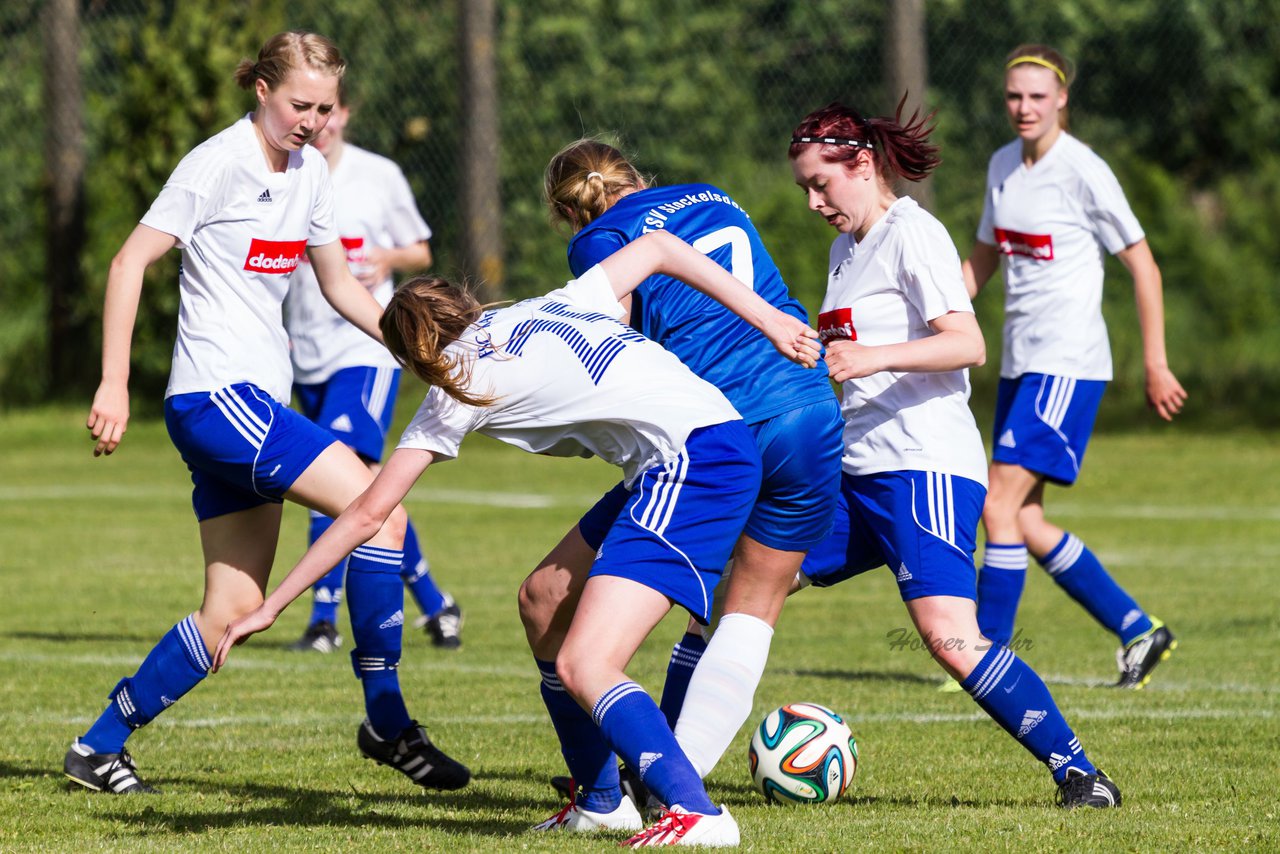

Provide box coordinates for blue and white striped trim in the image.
[540,669,566,692]
[1041,533,1084,577]
[1068,736,1082,754]
[637,453,689,537]
[592,681,645,727]
[209,385,270,449]
[669,642,705,670]
[1035,376,1076,430]
[114,684,138,720]
[351,545,405,568]
[178,614,212,672]
[354,655,400,673]
[909,472,967,555]
[983,543,1029,571]
[968,646,1016,700]
[362,367,397,426]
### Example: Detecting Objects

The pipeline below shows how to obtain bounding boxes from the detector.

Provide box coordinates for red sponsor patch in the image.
[994,227,1054,261]
[340,235,366,262]
[243,238,307,274]
[818,307,857,344]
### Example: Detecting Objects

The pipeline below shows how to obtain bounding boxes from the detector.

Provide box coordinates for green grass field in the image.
[2,405,1277,852]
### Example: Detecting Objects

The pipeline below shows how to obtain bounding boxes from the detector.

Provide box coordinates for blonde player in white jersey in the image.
[790,101,1120,808]
[213,229,823,847]
[284,82,463,655]
[66,31,468,796]
[963,44,1186,691]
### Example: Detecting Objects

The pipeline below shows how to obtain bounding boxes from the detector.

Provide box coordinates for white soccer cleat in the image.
[623,804,740,847]
[533,793,642,832]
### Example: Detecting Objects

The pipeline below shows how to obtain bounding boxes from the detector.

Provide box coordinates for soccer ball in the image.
[748,702,858,804]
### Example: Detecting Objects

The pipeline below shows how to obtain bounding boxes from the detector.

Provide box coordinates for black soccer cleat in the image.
[550,774,574,800]
[1114,619,1177,690]
[550,763,659,816]
[64,739,159,794]
[421,594,464,650]
[357,719,471,790]
[288,619,342,654]
[1056,768,1121,809]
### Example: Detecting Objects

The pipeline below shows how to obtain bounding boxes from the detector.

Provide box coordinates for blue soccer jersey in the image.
[568,183,833,424]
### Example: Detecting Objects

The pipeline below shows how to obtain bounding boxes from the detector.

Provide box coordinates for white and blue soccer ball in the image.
[748,702,858,804]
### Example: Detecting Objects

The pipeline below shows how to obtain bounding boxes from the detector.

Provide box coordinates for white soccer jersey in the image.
[284,143,433,384]
[141,115,339,404]
[818,197,988,484]
[976,132,1145,380]
[397,266,741,486]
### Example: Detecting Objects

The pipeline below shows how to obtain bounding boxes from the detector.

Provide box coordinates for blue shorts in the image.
[580,400,842,555]
[165,384,338,521]
[294,366,402,462]
[991,373,1106,485]
[800,470,985,602]
[742,399,843,551]
[581,421,761,624]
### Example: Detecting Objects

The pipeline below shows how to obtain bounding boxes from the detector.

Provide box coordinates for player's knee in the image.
[519,567,568,628]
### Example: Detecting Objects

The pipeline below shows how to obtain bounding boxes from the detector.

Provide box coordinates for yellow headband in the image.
[1006,55,1066,84]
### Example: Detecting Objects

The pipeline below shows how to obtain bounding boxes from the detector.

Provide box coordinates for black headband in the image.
[791,136,873,150]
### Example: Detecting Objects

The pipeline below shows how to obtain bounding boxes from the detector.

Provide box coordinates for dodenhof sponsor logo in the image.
[244,238,307,274]
[994,227,1054,261]
[818,307,857,344]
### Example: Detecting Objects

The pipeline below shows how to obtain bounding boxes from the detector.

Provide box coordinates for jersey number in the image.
[691,226,754,290]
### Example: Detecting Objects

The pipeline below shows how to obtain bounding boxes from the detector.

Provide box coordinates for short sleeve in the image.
[899,217,974,323]
[397,383,482,460]
[308,163,340,247]
[568,227,629,278]
[543,265,628,319]
[1078,159,1144,254]
[140,184,209,248]
[383,164,433,246]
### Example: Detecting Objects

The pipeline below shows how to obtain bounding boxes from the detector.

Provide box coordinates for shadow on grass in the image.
[782,668,939,686]
[50,770,538,837]
[6,630,166,645]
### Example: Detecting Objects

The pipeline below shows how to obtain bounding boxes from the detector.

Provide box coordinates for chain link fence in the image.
[3,0,1273,420]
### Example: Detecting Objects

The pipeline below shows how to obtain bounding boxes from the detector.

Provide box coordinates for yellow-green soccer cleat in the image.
[1114,619,1177,689]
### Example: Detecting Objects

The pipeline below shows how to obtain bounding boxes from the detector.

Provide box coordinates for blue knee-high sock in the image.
[976,543,1028,647]
[82,614,211,754]
[593,681,717,814]
[307,512,346,626]
[400,520,445,618]
[1040,532,1153,645]
[536,659,621,813]
[346,545,412,739]
[659,631,707,730]
[961,644,1096,782]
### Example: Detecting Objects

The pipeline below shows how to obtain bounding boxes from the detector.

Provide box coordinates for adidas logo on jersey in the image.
[998,429,1017,448]
[896,562,912,582]
[328,414,354,433]
[1017,709,1047,738]
[638,751,663,778]
[379,609,405,630]
[257,189,272,203]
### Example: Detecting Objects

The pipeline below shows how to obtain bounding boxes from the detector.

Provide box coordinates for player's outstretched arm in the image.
[309,239,387,344]
[88,224,178,457]
[211,447,435,671]
[826,310,985,383]
[1117,239,1187,421]
[962,241,1000,300]
[596,230,821,367]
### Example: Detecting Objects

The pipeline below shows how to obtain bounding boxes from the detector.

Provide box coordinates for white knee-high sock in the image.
[673,612,774,777]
